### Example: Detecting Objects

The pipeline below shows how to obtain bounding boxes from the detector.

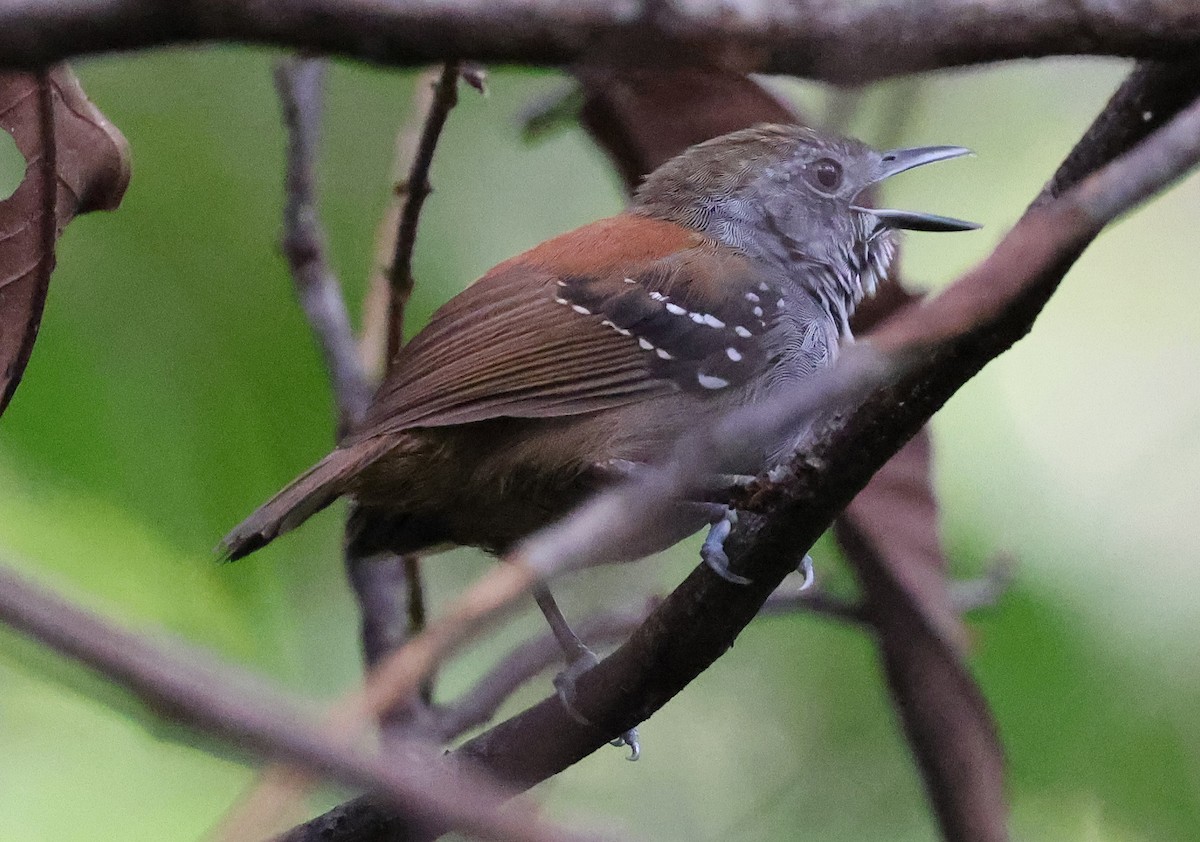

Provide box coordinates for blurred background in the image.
[1,51,1198,841]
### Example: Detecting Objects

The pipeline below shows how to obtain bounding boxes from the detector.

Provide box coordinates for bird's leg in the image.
[532,583,640,760]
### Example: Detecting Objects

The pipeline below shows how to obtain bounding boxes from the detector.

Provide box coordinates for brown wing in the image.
[349,213,781,442]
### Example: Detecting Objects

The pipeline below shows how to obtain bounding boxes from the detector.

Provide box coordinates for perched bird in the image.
[224,123,975,758]
[223,124,974,570]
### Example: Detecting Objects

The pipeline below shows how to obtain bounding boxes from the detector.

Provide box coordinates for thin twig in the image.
[274,57,372,434]
[2,1,1200,84]
[0,562,611,842]
[386,59,460,368]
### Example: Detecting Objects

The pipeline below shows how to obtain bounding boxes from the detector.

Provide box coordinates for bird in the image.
[222,124,975,752]
[224,123,974,565]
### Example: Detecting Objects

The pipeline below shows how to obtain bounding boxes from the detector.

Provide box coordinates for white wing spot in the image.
[734,325,752,338]
[638,337,655,350]
[556,279,567,287]
[656,348,673,359]
[571,304,592,315]
[758,282,770,292]
[649,291,666,301]
[553,296,570,305]
[623,277,636,284]
[689,312,706,324]
[726,347,743,362]
[752,306,764,318]
[697,373,730,390]
[776,298,785,308]
[745,292,760,303]
[702,313,726,329]
[665,302,687,316]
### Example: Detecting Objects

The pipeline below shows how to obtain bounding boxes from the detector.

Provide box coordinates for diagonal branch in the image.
[1,1,1200,84]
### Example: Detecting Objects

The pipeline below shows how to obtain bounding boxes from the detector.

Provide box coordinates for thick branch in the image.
[1,1,1200,83]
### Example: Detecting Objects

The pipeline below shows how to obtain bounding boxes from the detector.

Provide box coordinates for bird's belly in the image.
[350,400,704,556]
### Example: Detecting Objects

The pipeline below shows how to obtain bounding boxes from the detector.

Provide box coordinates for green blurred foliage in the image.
[0,128,22,201]
[1,50,1198,842]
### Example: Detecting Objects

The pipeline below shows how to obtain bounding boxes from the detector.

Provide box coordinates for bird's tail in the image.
[220,437,394,561]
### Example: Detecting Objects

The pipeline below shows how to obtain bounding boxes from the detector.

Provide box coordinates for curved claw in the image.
[611,728,641,761]
[701,510,751,585]
[797,554,815,590]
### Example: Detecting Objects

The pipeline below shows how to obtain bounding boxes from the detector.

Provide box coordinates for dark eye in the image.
[808,158,843,192]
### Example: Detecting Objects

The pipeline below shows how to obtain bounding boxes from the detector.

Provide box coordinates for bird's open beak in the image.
[852,145,979,232]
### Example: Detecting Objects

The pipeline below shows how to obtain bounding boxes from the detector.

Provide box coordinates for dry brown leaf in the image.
[576,67,797,185]
[836,514,1007,842]
[0,66,130,418]
[838,431,968,652]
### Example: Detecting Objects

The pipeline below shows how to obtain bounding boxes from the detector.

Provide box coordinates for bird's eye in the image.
[807,158,843,192]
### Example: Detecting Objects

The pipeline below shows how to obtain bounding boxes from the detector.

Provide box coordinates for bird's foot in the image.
[701,510,817,588]
[554,648,641,761]
[701,508,751,585]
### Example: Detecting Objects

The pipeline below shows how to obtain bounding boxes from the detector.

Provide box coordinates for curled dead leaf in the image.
[0,65,131,418]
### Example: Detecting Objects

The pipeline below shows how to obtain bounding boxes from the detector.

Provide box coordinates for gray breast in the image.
[742,289,841,469]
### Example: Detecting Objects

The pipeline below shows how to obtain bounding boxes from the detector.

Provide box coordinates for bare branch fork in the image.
[181,56,483,842]
[275,57,408,682]
[2,1,1200,83]
[280,58,1200,841]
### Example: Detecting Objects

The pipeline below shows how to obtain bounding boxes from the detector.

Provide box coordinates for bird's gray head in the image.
[633,124,977,334]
